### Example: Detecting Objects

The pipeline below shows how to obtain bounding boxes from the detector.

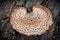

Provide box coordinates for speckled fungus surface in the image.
[10,5,53,36]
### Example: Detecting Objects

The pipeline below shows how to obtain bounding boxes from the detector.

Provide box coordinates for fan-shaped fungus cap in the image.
[10,5,53,36]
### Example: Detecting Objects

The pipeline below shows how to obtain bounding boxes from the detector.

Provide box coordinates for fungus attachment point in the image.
[27,7,32,13]
[10,5,53,36]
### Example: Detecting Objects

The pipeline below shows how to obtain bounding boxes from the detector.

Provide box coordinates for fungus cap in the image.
[10,5,53,36]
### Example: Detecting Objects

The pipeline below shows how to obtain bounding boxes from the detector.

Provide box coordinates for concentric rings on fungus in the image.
[10,5,53,36]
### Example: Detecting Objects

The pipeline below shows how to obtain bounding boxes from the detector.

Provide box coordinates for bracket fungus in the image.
[10,5,53,36]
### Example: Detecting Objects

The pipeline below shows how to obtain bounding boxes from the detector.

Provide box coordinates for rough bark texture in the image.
[0,0,60,40]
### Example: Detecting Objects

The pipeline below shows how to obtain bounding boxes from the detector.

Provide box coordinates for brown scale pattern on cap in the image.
[10,5,53,36]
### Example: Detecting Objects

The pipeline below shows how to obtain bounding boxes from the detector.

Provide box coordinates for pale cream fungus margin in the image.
[10,5,53,36]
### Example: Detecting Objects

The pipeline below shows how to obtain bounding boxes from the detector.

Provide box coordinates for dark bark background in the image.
[0,0,60,40]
